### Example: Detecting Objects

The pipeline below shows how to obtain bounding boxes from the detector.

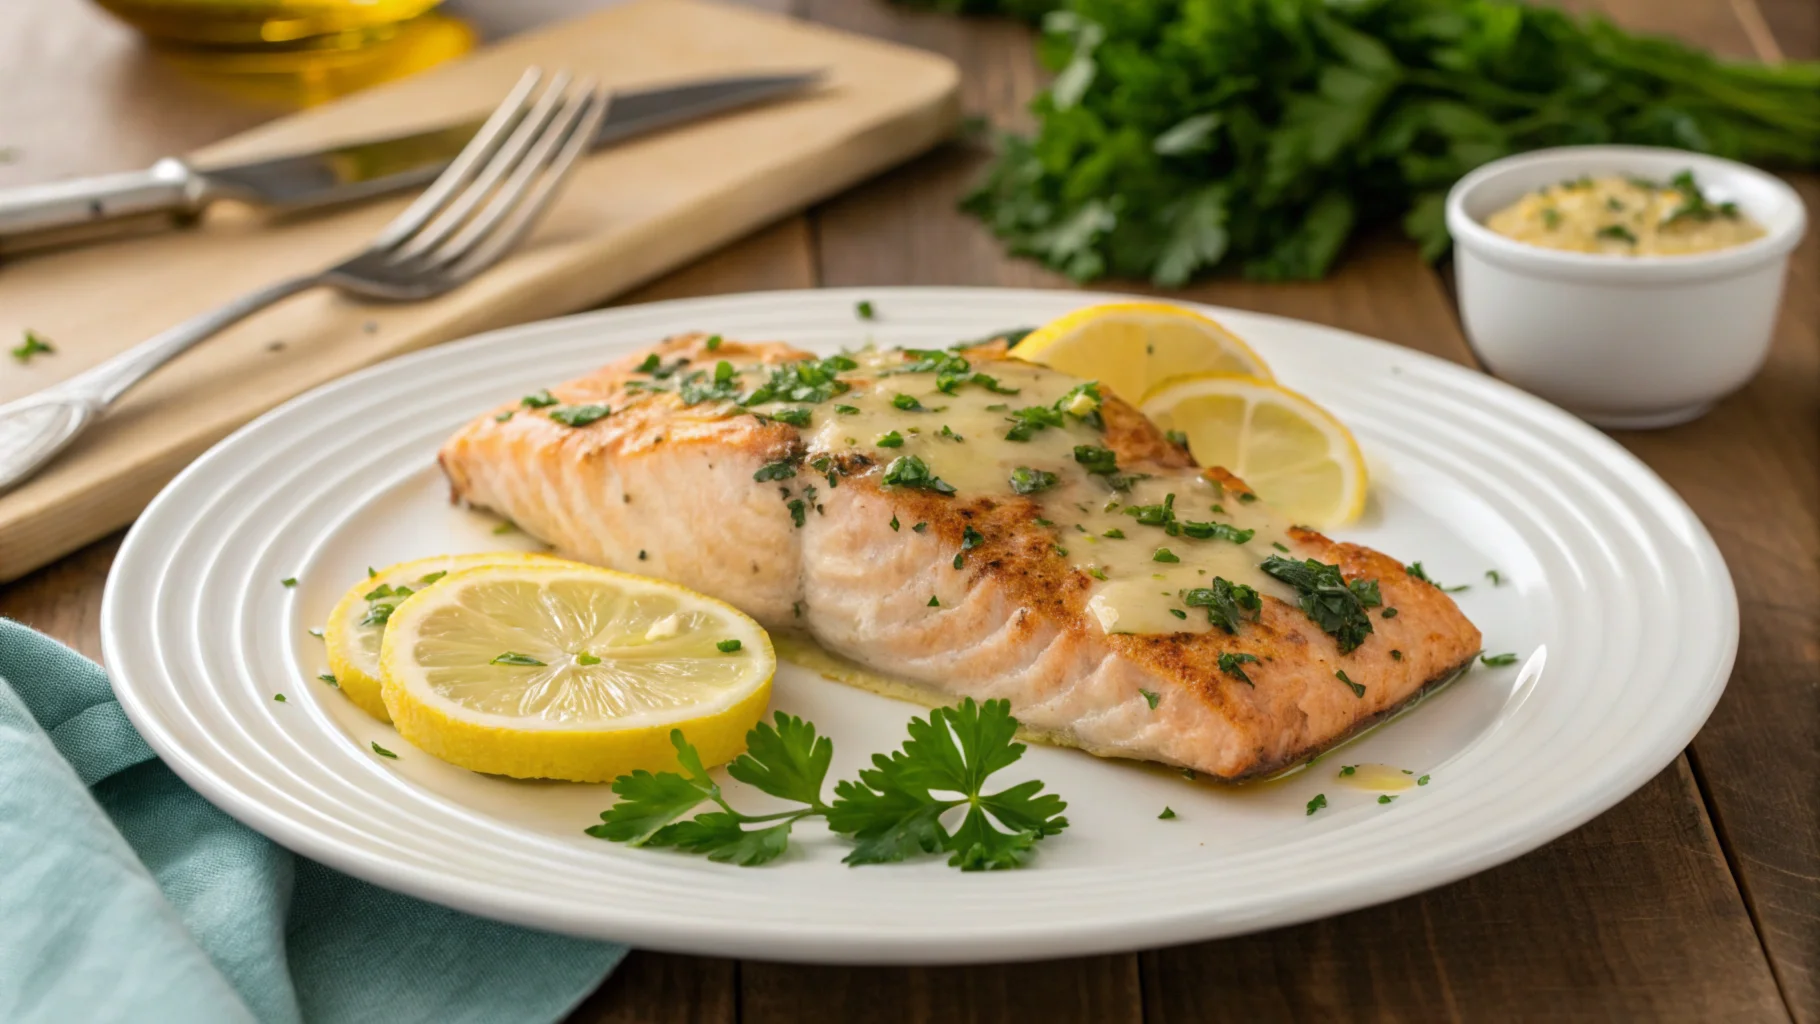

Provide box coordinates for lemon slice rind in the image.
[323,551,561,723]
[1140,372,1368,528]
[1011,301,1275,403]
[379,562,774,782]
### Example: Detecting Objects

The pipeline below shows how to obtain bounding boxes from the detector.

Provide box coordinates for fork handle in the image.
[65,273,321,407]
[0,158,206,241]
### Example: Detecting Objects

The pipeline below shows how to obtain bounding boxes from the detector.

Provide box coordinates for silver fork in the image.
[0,68,609,493]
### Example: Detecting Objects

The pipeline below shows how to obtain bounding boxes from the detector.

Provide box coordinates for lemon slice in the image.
[379,562,774,782]
[1140,373,1368,527]
[1012,302,1273,403]
[324,552,559,723]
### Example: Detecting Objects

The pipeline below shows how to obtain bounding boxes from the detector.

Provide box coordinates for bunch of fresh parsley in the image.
[587,698,1070,871]
[937,0,1820,282]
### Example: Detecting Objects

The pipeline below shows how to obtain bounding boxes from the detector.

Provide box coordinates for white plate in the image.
[102,288,1736,964]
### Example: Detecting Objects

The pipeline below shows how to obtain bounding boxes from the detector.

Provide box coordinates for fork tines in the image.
[373,68,609,279]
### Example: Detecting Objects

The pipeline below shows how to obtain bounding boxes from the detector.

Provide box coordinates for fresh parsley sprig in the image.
[588,700,1069,871]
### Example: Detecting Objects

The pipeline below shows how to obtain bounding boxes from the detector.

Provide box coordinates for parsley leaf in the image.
[1261,555,1377,653]
[1010,466,1059,494]
[590,701,1068,872]
[827,698,1068,871]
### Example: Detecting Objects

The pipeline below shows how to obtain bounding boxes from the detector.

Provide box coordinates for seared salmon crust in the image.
[440,334,1481,779]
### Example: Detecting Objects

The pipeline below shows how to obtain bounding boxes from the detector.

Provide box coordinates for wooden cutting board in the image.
[0,0,957,582]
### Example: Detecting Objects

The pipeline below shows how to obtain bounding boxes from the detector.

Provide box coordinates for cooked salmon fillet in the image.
[439,334,1481,780]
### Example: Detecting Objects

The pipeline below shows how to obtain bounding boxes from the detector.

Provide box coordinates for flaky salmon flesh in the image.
[439,334,1481,780]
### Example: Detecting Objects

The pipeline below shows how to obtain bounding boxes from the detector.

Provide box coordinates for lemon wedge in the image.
[1012,301,1273,403]
[1140,373,1368,527]
[378,561,774,782]
[324,552,559,723]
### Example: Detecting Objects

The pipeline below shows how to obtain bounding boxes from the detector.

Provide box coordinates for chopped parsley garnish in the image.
[1165,429,1188,447]
[736,355,857,408]
[1664,170,1740,224]
[280,577,297,588]
[881,455,956,495]
[753,460,796,482]
[1103,528,1125,539]
[548,404,612,427]
[1417,775,1430,786]
[1217,651,1259,685]
[11,330,54,363]
[1480,652,1519,667]
[491,652,546,666]
[521,389,558,408]
[912,522,928,533]
[961,525,985,550]
[890,514,900,531]
[1335,669,1365,697]
[358,583,415,626]
[1339,765,1357,776]
[892,393,924,411]
[1237,492,1257,504]
[1158,807,1177,820]
[1140,688,1161,709]
[1003,404,1065,441]
[1596,224,1638,244]
[318,674,336,685]
[1186,578,1262,633]
[420,571,447,585]
[1306,794,1327,815]
[1485,569,1503,585]
[273,693,286,702]
[768,407,813,427]
[938,424,964,441]
[953,553,965,569]
[1391,649,1403,660]
[1382,607,1398,618]
[705,334,723,351]
[1153,548,1180,563]
[576,653,602,665]
[835,404,860,415]
[494,411,514,422]
[928,595,940,607]
[787,499,807,527]
[717,639,743,654]
[1010,466,1059,495]
[876,430,905,448]
[1181,521,1253,543]
[371,743,398,759]
[635,353,662,373]
[1073,445,1119,475]
[1168,608,1188,620]
[1260,555,1380,653]
[492,521,516,535]
[856,300,876,320]
[1085,566,1108,581]
[1541,207,1563,230]
[1272,542,1290,552]
[588,701,1067,870]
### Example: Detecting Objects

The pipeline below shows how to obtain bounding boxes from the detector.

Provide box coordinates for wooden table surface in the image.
[2,1,1814,1020]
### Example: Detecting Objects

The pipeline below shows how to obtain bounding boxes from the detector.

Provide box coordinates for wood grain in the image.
[2,1,1814,1022]
[0,0,961,583]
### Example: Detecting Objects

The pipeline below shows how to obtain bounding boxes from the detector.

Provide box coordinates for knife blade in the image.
[0,72,821,246]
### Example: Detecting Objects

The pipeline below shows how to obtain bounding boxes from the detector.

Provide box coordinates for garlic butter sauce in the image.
[1485,170,1764,256]
[785,350,1300,636]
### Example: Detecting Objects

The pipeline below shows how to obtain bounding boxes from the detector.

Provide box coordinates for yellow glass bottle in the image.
[90,0,476,106]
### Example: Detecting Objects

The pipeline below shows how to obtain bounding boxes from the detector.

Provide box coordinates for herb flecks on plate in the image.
[588,700,1069,871]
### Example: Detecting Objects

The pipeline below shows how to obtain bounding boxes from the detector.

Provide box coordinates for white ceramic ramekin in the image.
[1447,145,1807,428]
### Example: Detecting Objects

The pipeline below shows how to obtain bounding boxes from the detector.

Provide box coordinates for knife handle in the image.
[0,158,204,239]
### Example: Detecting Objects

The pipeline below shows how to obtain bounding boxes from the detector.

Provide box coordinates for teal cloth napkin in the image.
[0,618,627,1024]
